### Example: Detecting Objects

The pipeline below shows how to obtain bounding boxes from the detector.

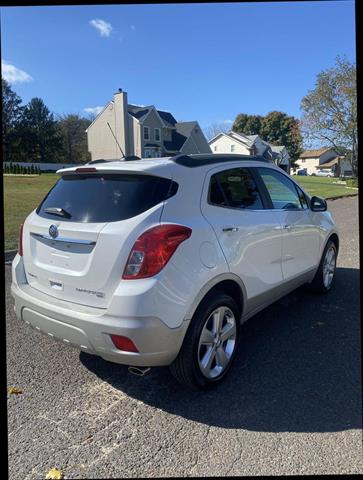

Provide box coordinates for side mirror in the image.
[310,196,327,212]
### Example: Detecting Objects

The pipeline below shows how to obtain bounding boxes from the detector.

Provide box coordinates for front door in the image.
[201,165,284,310]
[256,167,320,281]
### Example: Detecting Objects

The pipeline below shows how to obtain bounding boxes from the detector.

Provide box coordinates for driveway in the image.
[6,196,362,478]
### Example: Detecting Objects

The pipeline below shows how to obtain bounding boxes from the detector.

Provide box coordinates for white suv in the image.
[11,154,339,389]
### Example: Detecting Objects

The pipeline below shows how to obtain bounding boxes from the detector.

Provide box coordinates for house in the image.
[294,147,352,176]
[208,131,291,173]
[86,89,211,160]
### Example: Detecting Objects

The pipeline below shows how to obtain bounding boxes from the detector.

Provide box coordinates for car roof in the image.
[57,153,274,178]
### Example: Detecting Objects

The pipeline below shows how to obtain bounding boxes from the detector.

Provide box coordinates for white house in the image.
[295,148,352,176]
[208,131,291,172]
[86,89,211,161]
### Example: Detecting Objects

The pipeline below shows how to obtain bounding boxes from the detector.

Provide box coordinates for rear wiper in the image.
[44,207,72,218]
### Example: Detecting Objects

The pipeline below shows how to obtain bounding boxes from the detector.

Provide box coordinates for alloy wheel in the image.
[323,245,336,289]
[197,306,237,379]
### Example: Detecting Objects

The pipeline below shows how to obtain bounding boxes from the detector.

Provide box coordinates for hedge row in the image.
[3,163,41,175]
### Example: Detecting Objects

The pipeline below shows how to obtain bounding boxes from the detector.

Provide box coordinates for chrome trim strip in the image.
[31,232,96,246]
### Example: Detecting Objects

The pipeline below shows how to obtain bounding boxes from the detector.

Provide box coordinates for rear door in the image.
[256,167,320,281]
[201,165,284,308]
[22,171,176,308]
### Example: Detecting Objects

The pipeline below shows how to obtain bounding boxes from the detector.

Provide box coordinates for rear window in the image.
[37,173,178,223]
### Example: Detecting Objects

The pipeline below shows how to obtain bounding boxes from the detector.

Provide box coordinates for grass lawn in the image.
[292,175,358,199]
[4,174,59,250]
[3,172,358,251]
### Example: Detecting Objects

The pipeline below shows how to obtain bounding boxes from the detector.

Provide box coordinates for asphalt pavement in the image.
[6,196,362,478]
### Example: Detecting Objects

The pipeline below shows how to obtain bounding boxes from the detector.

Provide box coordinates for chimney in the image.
[113,89,129,157]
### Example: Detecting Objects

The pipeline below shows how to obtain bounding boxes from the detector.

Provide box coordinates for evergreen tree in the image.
[17,98,63,163]
[2,78,24,162]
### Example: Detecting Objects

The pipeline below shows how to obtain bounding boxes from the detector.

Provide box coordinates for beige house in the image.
[294,148,352,176]
[208,131,291,172]
[86,89,211,160]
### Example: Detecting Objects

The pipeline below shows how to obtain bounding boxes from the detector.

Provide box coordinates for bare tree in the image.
[203,122,230,141]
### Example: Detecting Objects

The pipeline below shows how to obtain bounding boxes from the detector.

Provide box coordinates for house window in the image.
[301,159,306,163]
[231,145,235,152]
[143,126,149,140]
[214,145,218,152]
[144,149,151,158]
[154,128,160,142]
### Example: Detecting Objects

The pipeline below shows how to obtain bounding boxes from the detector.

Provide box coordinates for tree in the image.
[233,114,263,136]
[17,97,63,163]
[260,111,303,162]
[300,55,357,174]
[204,122,230,141]
[232,111,302,163]
[56,114,91,164]
[2,78,24,162]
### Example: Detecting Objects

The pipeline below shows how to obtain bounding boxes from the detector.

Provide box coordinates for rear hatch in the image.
[22,170,177,308]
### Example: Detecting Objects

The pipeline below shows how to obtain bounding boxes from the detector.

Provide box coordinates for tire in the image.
[169,291,240,390]
[309,239,337,293]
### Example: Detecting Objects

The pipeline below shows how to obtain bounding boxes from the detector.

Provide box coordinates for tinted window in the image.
[209,168,264,210]
[258,168,302,210]
[295,184,309,209]
[37,174,177,223]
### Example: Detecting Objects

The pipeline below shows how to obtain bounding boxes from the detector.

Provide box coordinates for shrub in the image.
[346,177,358,188]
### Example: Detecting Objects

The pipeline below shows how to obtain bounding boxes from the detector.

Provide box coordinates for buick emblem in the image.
[49,224,59,239]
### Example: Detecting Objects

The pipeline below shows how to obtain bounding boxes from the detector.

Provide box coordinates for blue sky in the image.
[1,1,356,131]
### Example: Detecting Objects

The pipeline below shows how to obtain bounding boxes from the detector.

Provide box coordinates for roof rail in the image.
[87,158,109,165]
[170,153,271,168]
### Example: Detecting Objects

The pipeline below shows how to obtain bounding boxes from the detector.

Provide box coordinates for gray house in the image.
[86,89,211,160]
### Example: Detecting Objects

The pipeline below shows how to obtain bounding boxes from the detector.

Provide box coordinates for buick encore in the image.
[11,154,339,389]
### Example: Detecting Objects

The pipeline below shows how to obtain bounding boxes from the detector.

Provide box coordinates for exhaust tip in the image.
[128,366,151,377]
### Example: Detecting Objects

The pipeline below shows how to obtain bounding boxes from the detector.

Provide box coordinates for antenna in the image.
[107,122,125,159]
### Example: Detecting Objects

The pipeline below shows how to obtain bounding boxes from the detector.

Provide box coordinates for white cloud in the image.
[2,60,33,84]
[223,119,233,124]
[89,19,112,37]
[84,106,104,117]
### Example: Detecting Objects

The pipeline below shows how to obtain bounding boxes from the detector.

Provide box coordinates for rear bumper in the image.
[11,255,189,367]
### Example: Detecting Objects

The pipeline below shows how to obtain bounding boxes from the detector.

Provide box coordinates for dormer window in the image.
[143,126,150,140]
[154,128,160,142]
[231,144,235,152]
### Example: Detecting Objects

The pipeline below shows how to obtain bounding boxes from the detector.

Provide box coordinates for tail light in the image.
[122,224,192,280]
[18,223,24,256]
[110,334,139,353]
[75,167,97,173]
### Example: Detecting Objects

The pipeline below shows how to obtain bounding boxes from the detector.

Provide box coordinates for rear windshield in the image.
[37,173,178,223]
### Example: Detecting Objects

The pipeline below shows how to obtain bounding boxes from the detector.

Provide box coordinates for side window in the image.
[143,126,149,140]
[258,168,302,210]
[295,184,309,209]
[209,168,264,210]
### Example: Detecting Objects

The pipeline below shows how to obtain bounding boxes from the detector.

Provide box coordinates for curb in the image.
[4,250,17,263]
[326,193,359,201]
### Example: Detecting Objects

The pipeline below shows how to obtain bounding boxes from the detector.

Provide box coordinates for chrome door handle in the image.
[222,226,239,232]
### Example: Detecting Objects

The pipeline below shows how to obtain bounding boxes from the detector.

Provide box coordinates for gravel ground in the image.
[6,196,362,478]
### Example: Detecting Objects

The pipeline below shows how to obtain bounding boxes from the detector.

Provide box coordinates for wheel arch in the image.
[184,273,246,324]
[328,232,339,253]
